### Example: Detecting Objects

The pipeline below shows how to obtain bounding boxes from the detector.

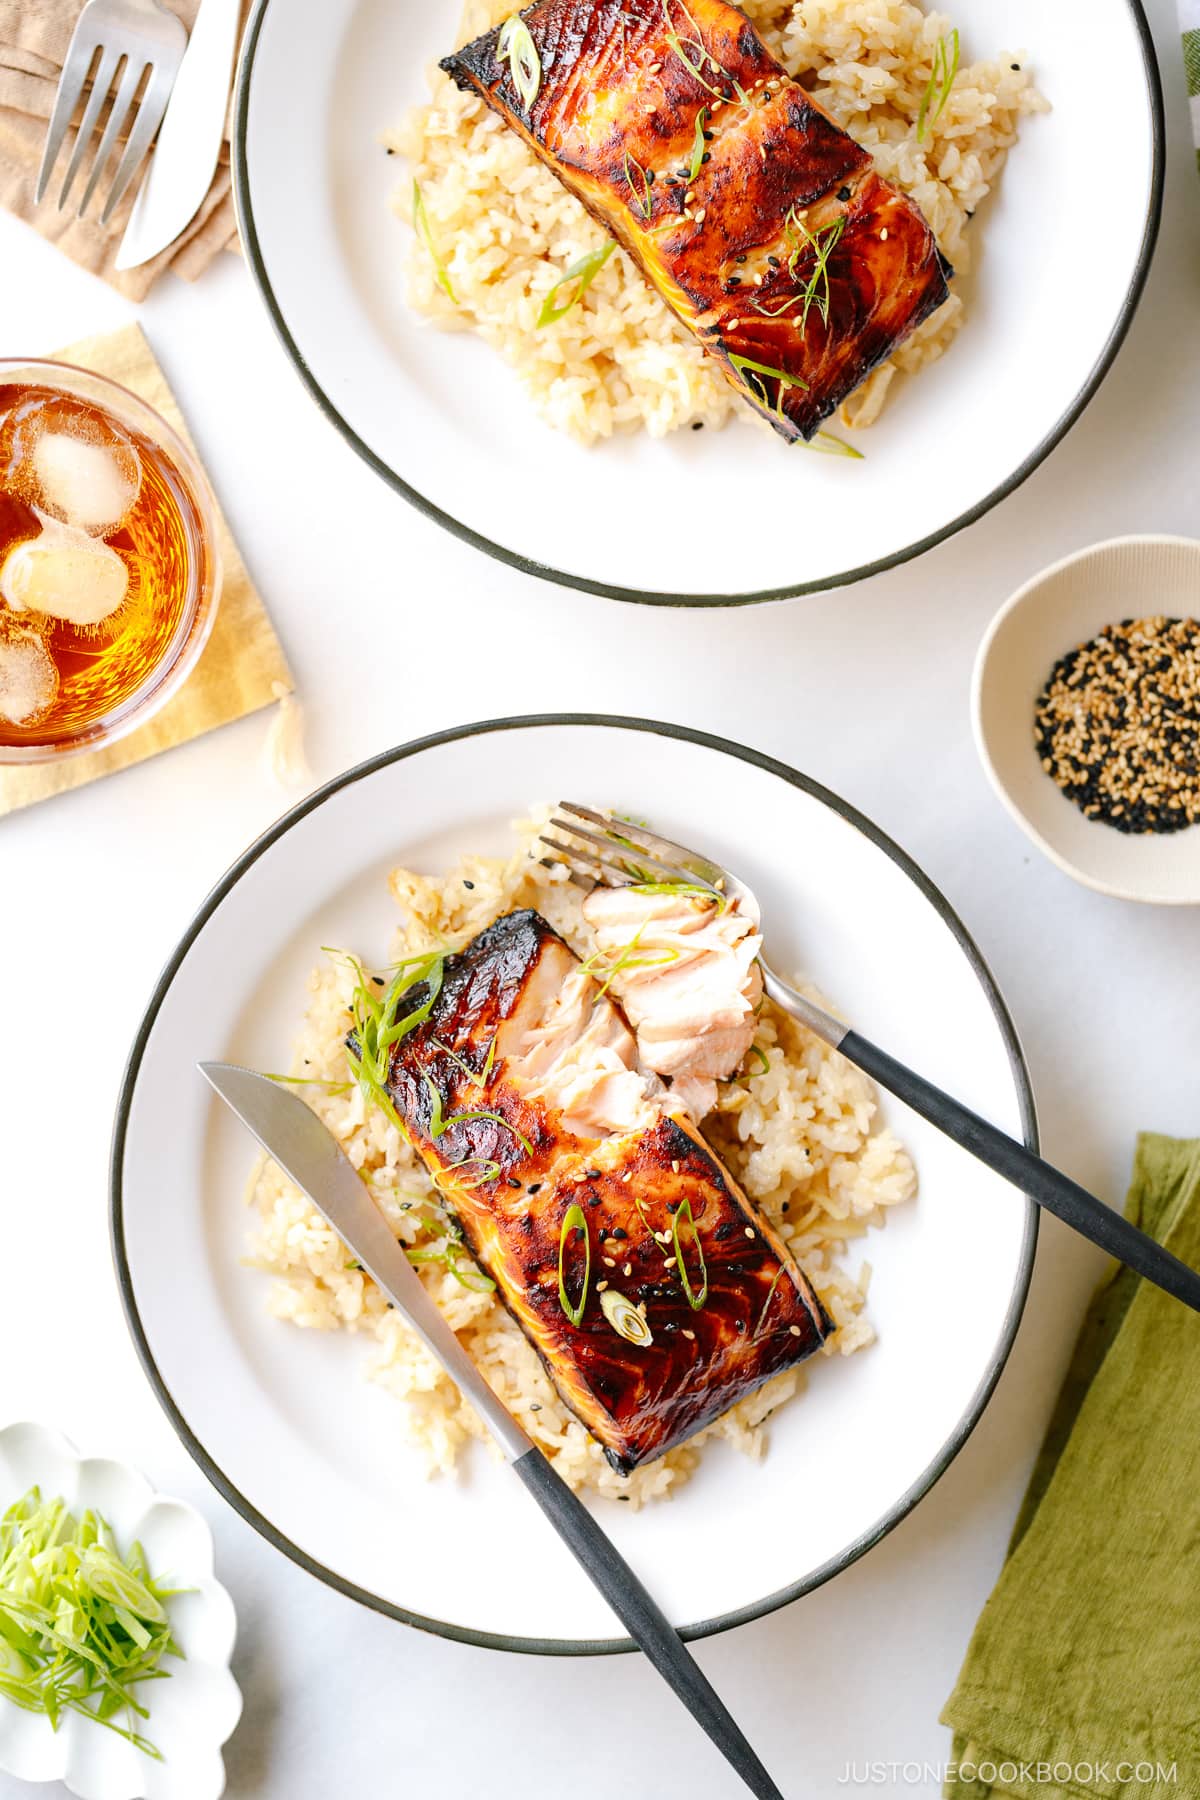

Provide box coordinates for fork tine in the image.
[76,53,146,218]
[546,816,683,882]
[539,832,626,887]
[100,59,173,223]
[56,44,120,209]
[37,36,97,204]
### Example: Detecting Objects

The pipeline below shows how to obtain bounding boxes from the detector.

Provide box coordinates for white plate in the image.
[0,1422,241,1800]
[232,0,1162,605]
[112,717,1037,1652]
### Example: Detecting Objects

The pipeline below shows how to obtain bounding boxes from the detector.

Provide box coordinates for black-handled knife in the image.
[200,1062,786,1800]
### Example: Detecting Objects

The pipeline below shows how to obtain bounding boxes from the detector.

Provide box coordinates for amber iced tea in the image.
[0,364,219,757]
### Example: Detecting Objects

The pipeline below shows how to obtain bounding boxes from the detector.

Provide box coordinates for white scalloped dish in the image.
[0,1422,242,1800]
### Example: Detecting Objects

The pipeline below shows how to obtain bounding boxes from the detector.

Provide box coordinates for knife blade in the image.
[200,1061,788,1800]
[115,0,242,271]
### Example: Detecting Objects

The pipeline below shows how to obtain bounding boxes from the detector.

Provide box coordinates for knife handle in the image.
[511,1447,786,1800]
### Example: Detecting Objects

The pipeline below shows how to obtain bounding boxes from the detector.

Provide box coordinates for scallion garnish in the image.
[558,1201,592,1325]
[497,13,543,111]
[688,107,709,183]
[785,209,846,329]
[623,152,654,223]
[265,1073,355,1093]
[671,1196,708,1309]
[338,946,447,1134]
[752,1265,785,1337]
[627,876,728,913]
[430,1036,497,1089]
[579,922,680,999]
[412,180,456,303]
[803,429,864,460]
[916,28,959,142]
[408,1240,497,1293]
[0,1489,185,1758]
[600,1288,654,1346]
[661,0,751,106]
[422,1073,534,1156]
[747,1045,771,1076]
[536,241,616,327]
[728,353,809,418]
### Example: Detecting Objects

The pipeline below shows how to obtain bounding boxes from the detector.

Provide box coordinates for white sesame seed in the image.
[682,1328,696,1340]
[671,1160,680,1173]
[623,1262,633,1277]
[880,227,888,240]
[597,1280,609,1291]
[664,1256,677,1268]
[753,273,763,286]
[603,1255,616,1267]
[745,1226,755,1238]
[695,209,706,223]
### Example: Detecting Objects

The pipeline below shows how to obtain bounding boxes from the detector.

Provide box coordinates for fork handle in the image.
[762,975,1200,1314]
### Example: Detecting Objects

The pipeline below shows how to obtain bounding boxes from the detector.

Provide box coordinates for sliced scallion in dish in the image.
[536,241,616,327]
[497,13,543,111]
[672,1196,709,1309]
[916,29,959,142]
[0,1488,184,1758]
[785,210,846,329]
[728,354,809,418]
[623,152,655,223]
[558,1201,592,1325]
[803,429,864,460]
[688,107,709,183]
[600,1288,654,1346]
[412,180,457,303]
[422,1073,535,1156]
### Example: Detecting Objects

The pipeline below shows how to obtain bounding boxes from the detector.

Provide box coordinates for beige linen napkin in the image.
[0,322,292,815]
[0,0,240,300]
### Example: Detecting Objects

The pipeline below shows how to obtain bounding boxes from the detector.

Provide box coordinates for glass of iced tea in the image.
[0,359,221,762]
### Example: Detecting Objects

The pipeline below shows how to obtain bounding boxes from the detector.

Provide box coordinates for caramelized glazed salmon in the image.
[365,909,830,1471]
[442,0,951,439]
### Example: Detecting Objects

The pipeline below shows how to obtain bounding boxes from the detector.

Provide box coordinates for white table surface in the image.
[2,0,1199,1792]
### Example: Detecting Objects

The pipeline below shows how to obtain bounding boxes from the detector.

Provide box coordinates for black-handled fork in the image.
[541,803,1200,1317]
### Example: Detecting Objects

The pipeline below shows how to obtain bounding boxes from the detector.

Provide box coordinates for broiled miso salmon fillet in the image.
[441,0,952,440]
[366,908,830,1471]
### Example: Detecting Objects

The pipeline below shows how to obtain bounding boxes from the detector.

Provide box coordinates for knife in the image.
[115,0,242,271]
[200,1062,787,1800]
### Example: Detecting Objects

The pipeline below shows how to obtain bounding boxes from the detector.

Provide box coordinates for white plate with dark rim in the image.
[232,0,1162,606]
[112,717,1037,1652]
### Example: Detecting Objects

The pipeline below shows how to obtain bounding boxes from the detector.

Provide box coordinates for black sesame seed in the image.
[506,1177,522,1189]
[837,185,851,201]
[528,1183,541,1194]
[691,420,704,429]
[463,878,475,889]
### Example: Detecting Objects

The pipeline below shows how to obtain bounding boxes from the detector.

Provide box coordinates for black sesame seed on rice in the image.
[1033,616,1200,835]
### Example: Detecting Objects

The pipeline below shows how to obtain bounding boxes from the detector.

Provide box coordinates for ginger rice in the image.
[387,0,1047,445]
[247,816,916,1507]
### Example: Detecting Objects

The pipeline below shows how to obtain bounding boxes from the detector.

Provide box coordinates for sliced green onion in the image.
[623,152,654,223]
[660,0,751,106]
[916,28,959,142]
[672,1196,708,1309]
[412,180,456,303]
[688,107,709,182]
[784,209,846,329]
[753,1265,785,1337]
[497,13,542,110]
[422,1074,534,1156]
[627,877,727,912]
[728,353,809,419]
[558,1202,591,1326]
[0,1488,184,1759]
[747,1044,770,1076]
[536,241,615,327]
[802,429,864,460]
[265,1073,355,1093]
[408,1240,497,1293]
[600,1288,654,1346]
[429,1036,497,1089]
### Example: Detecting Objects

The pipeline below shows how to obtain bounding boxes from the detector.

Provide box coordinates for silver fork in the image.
[542,802,1200,1317]
[37,0,188,224]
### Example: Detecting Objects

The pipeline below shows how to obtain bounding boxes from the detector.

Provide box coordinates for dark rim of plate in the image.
[110,714,1040,1656]
[230,0,1164,608]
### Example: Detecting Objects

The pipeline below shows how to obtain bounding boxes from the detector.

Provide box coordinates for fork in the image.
[541,803,1200,1316]
[37,0,188,224]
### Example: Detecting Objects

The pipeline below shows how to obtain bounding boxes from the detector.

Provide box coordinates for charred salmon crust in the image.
[440,0,951,440]
[351,907,832,1471]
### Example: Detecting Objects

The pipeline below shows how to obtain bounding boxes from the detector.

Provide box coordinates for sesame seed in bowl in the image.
[972,536,1200,905]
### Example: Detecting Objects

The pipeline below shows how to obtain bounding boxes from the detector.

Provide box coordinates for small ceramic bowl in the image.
[0,1422,242,1800]
[972,535,1200,905]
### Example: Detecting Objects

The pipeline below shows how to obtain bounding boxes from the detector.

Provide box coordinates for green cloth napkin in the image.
[941,1134,1200,1800]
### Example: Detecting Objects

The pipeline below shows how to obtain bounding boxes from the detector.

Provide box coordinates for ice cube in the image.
[2,395,141,536]
[0,617,58,725]
[0,517,128,626]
